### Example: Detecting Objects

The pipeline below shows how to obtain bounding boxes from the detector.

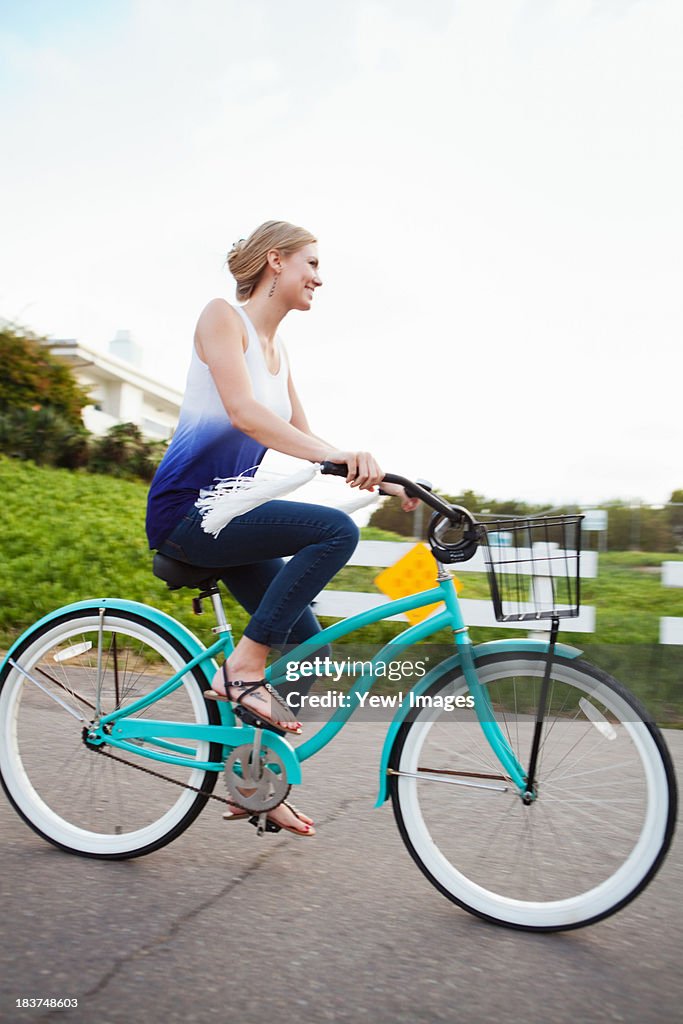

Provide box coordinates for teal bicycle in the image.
[0,465,677,931]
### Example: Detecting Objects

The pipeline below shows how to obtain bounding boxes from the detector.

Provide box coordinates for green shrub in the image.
[88,422,164,481]
[0,406,90,468]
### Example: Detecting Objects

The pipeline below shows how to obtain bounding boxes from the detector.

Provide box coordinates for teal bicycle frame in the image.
[8,576,581,805]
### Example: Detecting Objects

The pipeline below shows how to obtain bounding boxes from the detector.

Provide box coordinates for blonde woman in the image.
[146,221,417,835]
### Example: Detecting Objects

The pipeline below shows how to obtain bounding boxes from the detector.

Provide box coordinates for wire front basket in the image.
[479,515,584,623]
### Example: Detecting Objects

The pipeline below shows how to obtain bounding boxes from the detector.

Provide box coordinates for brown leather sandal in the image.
[205,664,301,734]
[222,799,314,836]
[265,802,315,838]
[222,802,250,822]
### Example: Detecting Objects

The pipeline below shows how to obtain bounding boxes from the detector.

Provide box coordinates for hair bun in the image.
[226,221,317,302]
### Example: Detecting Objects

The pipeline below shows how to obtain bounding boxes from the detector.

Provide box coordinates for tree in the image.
[669,489,683,552]
[368,488,557,539]
[0,322,90,427]
[0,322,166,481]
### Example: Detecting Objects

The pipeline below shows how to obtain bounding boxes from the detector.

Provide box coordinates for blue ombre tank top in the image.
[146,305,292,549]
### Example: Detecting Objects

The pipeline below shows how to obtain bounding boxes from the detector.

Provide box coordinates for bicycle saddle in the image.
[152,553,225,591]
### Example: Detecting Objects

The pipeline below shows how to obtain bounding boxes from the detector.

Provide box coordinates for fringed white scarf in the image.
[195,463,380,538]
[196,464,317,537]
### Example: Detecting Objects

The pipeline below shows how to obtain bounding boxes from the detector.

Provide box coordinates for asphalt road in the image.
[1,724,681,1024]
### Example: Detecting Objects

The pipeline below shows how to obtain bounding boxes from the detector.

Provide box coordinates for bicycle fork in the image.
[441,571,530,797]
[459,629,558,802]
[521,616,559,803]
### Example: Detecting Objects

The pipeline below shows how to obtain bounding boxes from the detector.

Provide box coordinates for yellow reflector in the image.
[374,543,461,625]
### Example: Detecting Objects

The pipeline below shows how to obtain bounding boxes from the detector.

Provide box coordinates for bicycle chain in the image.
[96,746,235,806]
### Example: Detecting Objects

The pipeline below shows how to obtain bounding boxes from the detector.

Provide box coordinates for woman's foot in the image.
[210,664,302,733]
[223,799,315,836]
[267,801,315,836]
[222,800,250,821]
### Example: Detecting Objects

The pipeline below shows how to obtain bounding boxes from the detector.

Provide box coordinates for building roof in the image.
[46,339,183,411]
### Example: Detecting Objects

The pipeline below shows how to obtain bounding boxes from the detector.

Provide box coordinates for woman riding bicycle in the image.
[146,220,417,836]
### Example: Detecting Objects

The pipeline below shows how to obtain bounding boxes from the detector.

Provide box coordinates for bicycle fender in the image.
[374,637,582,807]
[0,599,216,685]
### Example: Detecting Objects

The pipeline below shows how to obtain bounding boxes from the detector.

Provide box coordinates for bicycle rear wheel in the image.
[389,653,676,931]
[0,609,222,859]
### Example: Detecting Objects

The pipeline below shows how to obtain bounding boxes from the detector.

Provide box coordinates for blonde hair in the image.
[227,220,317,302]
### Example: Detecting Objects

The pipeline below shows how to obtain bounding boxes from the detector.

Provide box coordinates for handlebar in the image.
[320,461,480,564]
[320,461,472,526]
[319,462,448,512]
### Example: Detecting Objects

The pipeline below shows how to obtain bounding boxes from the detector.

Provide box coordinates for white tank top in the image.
[146,303,292,548]
[233,304,292,418]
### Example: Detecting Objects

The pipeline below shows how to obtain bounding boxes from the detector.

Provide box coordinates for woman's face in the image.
[275,243,323,311]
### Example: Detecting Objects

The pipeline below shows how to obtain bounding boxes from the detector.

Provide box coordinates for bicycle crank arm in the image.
[387,768,509,793]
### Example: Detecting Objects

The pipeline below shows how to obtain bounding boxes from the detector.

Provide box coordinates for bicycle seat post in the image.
[192,582,233,637]
[205,586,232,636]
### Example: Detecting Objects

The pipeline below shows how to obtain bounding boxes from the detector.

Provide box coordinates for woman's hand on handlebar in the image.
[323,451,384,491]
[377,480,420,513]
[320,454,418,508]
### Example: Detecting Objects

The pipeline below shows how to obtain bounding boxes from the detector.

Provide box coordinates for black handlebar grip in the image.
[321,460,391,495]
[320,462,460,521]
[320,461,349,477]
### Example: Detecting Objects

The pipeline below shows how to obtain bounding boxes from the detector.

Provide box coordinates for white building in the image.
[46,331,182,440]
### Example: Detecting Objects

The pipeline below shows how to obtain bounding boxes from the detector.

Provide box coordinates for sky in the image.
[1,0,681,507]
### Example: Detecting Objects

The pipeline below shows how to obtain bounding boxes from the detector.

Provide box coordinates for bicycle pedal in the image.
[234,705,286,737]
[248,813,281,836]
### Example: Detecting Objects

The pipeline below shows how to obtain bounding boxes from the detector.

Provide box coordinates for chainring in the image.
[224,742,290,812]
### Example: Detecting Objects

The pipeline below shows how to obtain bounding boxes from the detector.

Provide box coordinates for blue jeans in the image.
[157,500,359,651]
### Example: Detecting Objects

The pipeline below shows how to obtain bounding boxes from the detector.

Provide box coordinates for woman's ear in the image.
[266,248,282,272]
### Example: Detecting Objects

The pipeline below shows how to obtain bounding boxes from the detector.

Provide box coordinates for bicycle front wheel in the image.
[0,608,222,859]
[389,653,677,931]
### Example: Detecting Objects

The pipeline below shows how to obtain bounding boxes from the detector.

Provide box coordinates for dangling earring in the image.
[268,273,278,298]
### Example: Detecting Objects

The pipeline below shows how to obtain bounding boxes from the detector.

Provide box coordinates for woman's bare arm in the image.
[195,299,382,487]
[196,299,331,462]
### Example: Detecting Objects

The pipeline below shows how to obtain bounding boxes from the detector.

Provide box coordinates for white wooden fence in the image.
[660,561,683,645]
[310,541,597,632]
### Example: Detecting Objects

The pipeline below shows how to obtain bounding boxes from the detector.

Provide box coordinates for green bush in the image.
[0,455,246,650]
[0,323,90,426]
[0,406,90,468]
[88,422,165,481]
